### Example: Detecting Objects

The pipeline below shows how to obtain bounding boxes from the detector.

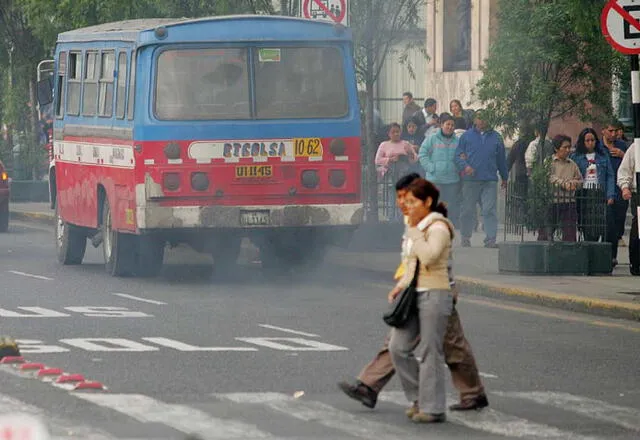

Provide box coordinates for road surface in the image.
[1,221,639,440]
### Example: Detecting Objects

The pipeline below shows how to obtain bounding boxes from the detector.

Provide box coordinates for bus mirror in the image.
[37,77,53,106]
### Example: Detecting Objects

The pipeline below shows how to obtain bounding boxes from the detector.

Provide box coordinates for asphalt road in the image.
[1,221,640,440]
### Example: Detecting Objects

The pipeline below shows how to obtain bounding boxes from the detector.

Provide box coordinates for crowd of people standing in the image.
[373,94,639,274]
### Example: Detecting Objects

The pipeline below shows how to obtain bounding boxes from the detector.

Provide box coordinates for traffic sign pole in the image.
[632,55,640,238]
[629,54,640,243]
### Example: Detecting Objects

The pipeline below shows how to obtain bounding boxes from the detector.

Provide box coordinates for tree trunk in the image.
[364,77,378,222]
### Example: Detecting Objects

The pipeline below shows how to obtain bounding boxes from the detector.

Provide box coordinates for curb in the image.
[10,210,55,226]
[457,276,640,322]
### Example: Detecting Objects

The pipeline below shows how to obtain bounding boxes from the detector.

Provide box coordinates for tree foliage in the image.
[475,0,626,144]
[349,0,425,222]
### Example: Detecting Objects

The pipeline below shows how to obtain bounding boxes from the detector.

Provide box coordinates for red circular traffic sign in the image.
[602,0,640,55]
[302,0,347,24]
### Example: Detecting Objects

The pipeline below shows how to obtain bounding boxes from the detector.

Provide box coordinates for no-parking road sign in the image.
[301,0,349,26]
[602,0,640,54]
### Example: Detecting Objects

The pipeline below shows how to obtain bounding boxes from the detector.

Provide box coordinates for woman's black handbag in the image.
[383,259,420,328]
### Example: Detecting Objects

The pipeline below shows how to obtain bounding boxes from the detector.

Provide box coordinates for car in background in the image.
[0,160,9,232]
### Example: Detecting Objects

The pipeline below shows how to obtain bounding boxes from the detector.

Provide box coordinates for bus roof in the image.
[57,15,352,44]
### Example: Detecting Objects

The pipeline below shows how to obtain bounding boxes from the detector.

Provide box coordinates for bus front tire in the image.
[102,198,136,277]
[55,201,86,265]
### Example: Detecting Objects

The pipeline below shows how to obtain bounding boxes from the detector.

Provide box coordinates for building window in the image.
[115,52,127,119]
[66,52,82,115]
[83,51,99,116]
[443,0,472,72]
[98,51,115,117]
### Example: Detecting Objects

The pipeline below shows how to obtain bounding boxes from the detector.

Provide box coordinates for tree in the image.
[349,0,424,222]
[475,0,626,160]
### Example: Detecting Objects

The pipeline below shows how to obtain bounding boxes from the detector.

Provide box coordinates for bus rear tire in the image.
[55,201,86,265]
[102,198,135,277]
[135,236,165,277]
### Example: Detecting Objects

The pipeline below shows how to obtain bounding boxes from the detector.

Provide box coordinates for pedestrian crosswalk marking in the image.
[72,393,272,439]
[494,391,640,432]
[217,392,431,440]
[380,392,601,440]
[0,393,114,440]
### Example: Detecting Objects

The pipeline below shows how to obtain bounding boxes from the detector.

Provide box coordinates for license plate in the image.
[240,210,271,226]
[235,165,273,178]
[293,138,323,157]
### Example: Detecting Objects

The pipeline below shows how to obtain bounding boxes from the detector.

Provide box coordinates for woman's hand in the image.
[388,286,403,303]
[607,198,615,206]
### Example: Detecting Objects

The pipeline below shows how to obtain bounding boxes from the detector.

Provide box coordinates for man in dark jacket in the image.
[455,110,509,248]
[600,121,629,265]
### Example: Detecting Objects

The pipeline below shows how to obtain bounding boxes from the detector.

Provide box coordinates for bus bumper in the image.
[136,203,364,230]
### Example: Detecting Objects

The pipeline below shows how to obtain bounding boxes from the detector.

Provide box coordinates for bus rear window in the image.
[155,48,250,120]
[254,47,348,119]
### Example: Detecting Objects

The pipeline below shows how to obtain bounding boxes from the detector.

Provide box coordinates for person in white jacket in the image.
[617,147,639,276]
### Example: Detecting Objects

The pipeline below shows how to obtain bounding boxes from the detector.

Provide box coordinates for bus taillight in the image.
[163,172,181,191]
[301,170,319,189]
[191,172,209,191]
[329,138,346,156]
[329,170,346,188]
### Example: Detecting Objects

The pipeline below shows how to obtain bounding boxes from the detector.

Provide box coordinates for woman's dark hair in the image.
[439,113,454,124]
[449,99,463,112]
[552,134,572,152]
[388,122,402,132]
[574,127,600,155]
[395,173,420,191]
[406,178,448,217]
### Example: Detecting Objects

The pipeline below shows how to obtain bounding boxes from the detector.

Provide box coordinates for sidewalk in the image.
[10,202,54,225]
[330,235,640,322]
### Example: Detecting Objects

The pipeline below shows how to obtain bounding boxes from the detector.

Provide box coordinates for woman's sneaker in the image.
[412,412,446,423]
[405,402,419,419]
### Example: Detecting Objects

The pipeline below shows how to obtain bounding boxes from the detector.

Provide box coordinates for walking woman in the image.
[388,178,455,424]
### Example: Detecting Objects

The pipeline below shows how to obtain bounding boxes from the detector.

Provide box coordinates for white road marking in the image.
[112,293,167,305]
[380,391,600,440]
[236,337,348,351]
[494,391,640,432]
[8,271,53,281]
[14,339,70,354]
[479,372,499,379]
[59,338,159,352]
[64,306,152,318]
[258,324,319,338]
[0,392,115,439]
[0,307,70,318]
[142,337,257,352]
[73,393,273,439]
[217,392,429,440]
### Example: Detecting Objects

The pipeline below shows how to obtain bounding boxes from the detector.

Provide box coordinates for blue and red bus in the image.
[38,15,362,277]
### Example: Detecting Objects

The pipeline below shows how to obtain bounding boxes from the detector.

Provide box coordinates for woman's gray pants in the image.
[389,290,454,414]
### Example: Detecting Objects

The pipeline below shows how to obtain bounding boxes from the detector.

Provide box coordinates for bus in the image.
[37,15,362,277]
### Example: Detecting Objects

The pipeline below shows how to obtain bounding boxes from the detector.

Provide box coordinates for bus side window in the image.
[66,52,81,116]
[55,52,67,118]
[127,50,136,120]
[83,51,99,117]
[98,51,115,117]
[115,52,127,119]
